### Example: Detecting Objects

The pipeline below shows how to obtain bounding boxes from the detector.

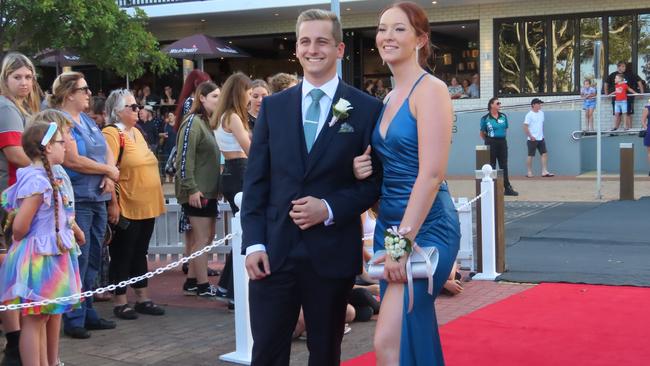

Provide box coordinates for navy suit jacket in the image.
[241,80,383,279]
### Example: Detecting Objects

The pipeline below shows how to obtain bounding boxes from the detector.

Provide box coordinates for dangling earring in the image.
[415,46,420,65]
[382,59,386,66]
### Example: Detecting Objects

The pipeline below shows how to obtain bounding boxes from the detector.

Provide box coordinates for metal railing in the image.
[117,0,202,7]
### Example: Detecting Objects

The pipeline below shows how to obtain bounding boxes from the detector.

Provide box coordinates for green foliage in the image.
[0,0,174,78]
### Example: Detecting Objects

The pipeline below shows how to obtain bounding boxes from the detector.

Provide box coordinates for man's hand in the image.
[245,251,271,280]
[353,145,373,180]
[290,196,328,230]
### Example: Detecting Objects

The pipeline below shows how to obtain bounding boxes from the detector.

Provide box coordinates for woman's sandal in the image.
[113,304,139,320]
[134,300,165,316]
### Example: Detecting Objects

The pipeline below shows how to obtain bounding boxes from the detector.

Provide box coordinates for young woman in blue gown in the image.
[353,2,460,365]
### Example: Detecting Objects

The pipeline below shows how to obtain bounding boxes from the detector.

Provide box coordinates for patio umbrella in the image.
[34,48,89,74]
[163,34,249,71]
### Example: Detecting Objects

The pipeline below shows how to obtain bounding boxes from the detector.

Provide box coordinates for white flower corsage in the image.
[328,98,353,127]
[384,226,413,261]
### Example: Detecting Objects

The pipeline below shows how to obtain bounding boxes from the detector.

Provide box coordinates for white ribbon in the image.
[405,243,434,313]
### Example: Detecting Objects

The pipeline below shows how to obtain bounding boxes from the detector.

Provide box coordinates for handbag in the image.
[639,130,647,138]
[367,245,439,312]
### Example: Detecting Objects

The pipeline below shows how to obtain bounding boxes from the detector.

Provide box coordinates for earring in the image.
[415,47,420,64]
[382,59,386,66]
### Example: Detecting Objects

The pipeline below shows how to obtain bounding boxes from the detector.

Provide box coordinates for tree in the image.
[0,0,174,78]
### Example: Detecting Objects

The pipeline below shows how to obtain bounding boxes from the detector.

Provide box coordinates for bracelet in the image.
[383,226,412,261]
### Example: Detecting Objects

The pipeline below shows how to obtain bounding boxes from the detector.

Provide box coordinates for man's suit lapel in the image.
[304,80,347,177]
[287,84,308,172]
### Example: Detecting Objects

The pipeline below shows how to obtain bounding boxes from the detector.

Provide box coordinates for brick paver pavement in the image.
[52,266,533,365]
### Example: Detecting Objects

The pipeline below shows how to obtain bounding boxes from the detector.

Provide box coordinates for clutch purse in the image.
[367,245,439,312]
[639,130,647,138]
[368,247,439,280]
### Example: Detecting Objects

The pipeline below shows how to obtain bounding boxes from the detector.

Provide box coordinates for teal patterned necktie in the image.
[304,88,325,152]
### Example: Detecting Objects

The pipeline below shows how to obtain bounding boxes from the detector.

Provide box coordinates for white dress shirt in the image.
[245,76,339,257]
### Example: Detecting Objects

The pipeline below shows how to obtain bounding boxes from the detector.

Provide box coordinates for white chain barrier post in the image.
[473,164,500,280]
[220,192,252,365]
[454,197,474,271]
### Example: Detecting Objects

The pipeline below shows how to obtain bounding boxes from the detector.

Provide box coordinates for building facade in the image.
[123,0,650,174]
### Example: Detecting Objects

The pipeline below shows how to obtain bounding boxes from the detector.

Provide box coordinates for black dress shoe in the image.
[86,318,117,330]
[504,187,519,196]
[64,327,91,339]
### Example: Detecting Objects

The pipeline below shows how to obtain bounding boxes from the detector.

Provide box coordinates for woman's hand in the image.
[381,254,408,283]
[189,191,204,208]
[108,202,120,225]
[101,177,115,194]
[353,145,373,180]
[443,279,464,295]
[105,165,120,182]
[72,222,86,246]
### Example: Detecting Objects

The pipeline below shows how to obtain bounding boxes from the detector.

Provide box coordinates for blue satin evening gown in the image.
[372,73,460,365]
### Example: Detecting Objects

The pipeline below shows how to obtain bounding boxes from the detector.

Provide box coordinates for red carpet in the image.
[343,283,650,366]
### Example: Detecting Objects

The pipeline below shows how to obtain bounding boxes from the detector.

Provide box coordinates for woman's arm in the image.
[642,108,649,130]
[177,121,200,196]
[63,134,118,180]
[2,146,31,167]
[12,195,42,241]
[399,76,453,241]
[226,113,252,156]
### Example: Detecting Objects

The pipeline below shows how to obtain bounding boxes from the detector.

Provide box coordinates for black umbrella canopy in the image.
[163,34,249,59]
[34,48,89,66]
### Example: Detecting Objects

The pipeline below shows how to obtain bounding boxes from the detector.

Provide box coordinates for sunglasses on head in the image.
[125,104,142,112]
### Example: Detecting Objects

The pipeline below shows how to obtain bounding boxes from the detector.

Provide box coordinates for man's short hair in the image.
[296,9,343,44]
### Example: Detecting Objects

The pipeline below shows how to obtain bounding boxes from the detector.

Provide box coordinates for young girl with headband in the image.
[0,121,82,366]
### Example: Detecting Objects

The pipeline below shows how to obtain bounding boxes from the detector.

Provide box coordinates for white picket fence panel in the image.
[148,198,234,261]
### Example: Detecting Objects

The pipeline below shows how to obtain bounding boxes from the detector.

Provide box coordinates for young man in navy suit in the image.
[241,8,383,366]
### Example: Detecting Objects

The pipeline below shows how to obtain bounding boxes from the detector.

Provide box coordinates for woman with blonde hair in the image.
[50,71,119,339]
[247,79,271,131]
[0,51,41,366]
[210,72,253,304]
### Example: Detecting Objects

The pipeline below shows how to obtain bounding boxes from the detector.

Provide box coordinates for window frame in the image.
[494,9,650,98]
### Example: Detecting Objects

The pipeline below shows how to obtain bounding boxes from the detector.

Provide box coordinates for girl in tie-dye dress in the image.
[0,122,82,365]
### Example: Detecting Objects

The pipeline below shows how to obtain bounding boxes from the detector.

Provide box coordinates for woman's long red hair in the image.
[174,69,211,131]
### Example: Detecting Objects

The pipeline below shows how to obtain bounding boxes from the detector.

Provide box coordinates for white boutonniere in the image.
[328,98,353,127]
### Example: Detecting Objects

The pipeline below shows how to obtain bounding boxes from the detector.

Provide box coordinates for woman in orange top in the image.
[103,89,166,320]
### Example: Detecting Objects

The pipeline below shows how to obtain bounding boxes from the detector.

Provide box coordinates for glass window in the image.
[497,21,521,95]
[608,15,633,74]
[579,17,603,83]
[522,21,546,93]
[638,14,650,84]
[429,22,480,98]
[551,19,576,92]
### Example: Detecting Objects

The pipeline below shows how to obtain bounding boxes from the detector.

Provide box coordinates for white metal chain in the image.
[0,232,240,312]
[455,190,488,211]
